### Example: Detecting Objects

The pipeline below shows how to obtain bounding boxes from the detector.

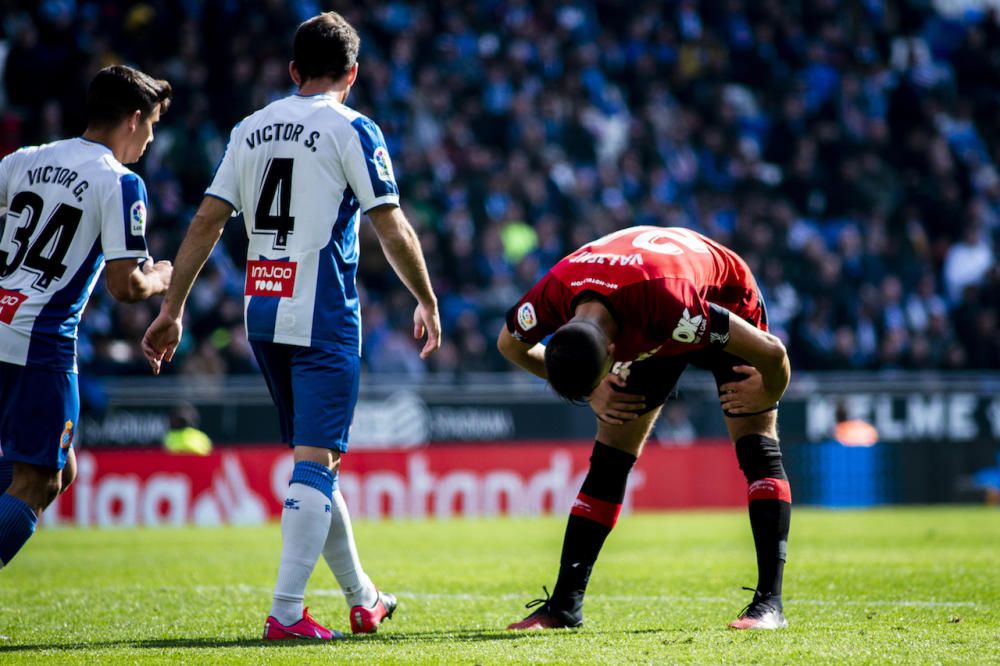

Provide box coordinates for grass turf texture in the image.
[0,507,997,664]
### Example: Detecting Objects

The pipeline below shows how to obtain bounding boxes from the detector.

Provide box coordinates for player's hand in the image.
[142,308,183,375]
[587,373,646,425]
[413,301,441,359]
[142,259,173,293]
[719,365,775,415]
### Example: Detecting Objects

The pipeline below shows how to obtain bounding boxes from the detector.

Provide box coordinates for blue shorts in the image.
[250,341,360,452]
[0,361,79,470]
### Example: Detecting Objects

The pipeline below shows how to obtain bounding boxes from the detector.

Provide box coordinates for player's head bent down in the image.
[545,320,613,402]
[292,12,360,85]
[86,65,172,164]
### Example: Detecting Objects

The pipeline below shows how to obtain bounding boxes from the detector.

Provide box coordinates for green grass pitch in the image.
[0,507,997,664]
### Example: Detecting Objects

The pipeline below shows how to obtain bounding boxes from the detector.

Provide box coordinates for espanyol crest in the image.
[60,420,74,449]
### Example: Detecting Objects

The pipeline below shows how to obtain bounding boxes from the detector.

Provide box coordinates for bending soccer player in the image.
[498,226,791,630]
[141,12,441,640]
[0,66,173,568]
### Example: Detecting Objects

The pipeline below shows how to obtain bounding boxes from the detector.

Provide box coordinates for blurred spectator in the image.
[3,1,1000,375]
[164,403,213,456]
[833,401,879,448]
[971,452,1000,505]
[653,403,696,446]
[943,224,995,302]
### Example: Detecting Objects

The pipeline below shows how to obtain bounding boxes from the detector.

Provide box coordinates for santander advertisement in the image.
[43,442,747,527]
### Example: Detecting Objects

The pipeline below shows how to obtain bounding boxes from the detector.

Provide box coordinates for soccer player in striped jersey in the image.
[142,12,440,640]
[0,65,173,569]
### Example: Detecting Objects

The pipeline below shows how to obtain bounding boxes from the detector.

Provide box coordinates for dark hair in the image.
[86,65,172,129]
[544,321,610,402]
[293,12,360,82]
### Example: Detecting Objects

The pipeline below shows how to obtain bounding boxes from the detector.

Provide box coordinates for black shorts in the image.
[613,347,752,415]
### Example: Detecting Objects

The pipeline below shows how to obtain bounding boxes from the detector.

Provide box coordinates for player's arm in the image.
[159,196,231,319]
[366,203,440,359]
[105,258,172,303]
[100,172,172,303]
[497,326,547,379]
[716,308,790,414]
[141,196,232,373]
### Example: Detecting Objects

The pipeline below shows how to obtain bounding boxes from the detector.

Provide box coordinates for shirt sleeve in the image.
[0,151,17,212]
[204,124,242,212]
[0,148,44,213]
[505,272,569,345]
[343,116,400,213]
[100,172,150,261]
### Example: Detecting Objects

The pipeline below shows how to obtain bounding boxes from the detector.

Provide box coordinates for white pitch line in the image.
[192,585,981,608]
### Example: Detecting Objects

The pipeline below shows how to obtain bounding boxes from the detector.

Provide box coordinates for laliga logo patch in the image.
[518,302,537,331]
[130,200,146,236]
[373,146,394,182]
[59,420,74,449]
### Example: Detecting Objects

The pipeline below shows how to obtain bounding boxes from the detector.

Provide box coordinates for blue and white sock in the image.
[270,461,334,625]
[0,494,38,569]
[323,487,377,608]
[0,461,12,495]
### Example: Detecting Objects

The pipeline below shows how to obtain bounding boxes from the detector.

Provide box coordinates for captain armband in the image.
[707,303,731,347]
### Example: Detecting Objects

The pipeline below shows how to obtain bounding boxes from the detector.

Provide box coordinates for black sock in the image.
[749,497,790,600]
[735,435,791,606]
[550,442,636,614]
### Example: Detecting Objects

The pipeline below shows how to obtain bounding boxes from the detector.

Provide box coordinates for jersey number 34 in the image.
[0,191,83,289]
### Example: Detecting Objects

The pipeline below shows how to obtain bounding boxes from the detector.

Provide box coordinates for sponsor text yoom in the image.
[245,260,297,297]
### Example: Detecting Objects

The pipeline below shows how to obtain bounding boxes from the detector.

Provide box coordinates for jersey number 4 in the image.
[253,158,295,251]
[0,191,83,289]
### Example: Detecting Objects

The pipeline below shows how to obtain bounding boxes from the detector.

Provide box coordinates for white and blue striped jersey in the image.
[0,139,150,372]
[206,93,399,351]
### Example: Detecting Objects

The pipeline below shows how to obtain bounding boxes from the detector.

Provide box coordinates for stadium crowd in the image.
[2,0,999,379]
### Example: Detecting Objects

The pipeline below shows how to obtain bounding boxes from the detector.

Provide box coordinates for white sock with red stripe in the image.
[323,489,378,608]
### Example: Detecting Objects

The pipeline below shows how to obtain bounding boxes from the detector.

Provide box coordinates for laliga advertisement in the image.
[43,441,746,527]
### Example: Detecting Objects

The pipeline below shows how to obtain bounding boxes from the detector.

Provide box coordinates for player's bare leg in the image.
[264,445,344,640]
[6,463,62,517]
[59,448,77,495]
[724,410,790,629]
[508,408,661,630]
[0,462,62,569]
[596,406,662,457]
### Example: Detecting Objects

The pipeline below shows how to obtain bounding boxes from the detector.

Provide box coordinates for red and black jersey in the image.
[506,226,765,363]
